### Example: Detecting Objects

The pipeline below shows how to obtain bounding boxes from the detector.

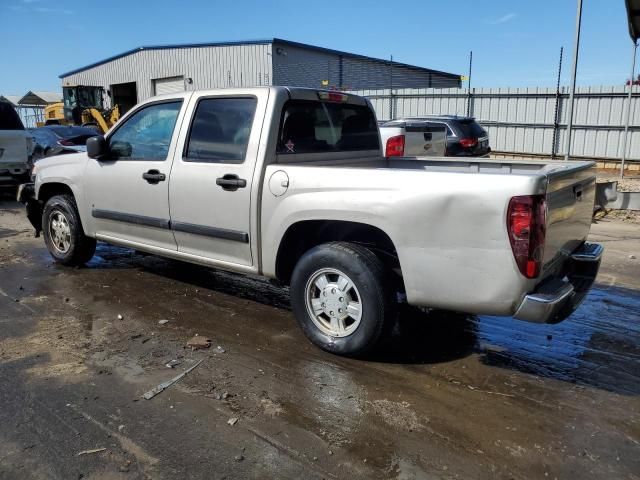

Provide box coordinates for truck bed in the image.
[274,155,597,292]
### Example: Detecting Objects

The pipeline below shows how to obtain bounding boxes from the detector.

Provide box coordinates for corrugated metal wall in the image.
[61,43,273,106]
[272,43,459,90]
[61,41,459,107]
[352,86,640,160]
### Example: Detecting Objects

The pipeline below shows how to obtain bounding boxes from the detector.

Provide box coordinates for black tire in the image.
[290,242,396,356]
[42,194,96,266]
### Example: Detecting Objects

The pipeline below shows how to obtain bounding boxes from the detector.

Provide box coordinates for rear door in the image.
[456,119,489,155]
[168,89,269,267]
[84,98,187,250]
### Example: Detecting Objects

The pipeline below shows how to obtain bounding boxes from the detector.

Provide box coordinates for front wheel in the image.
[290,242,395,356]
[42,194,96,266]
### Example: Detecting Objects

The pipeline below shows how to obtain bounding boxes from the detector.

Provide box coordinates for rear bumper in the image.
[513,242,603,324]
[0,166,29,187]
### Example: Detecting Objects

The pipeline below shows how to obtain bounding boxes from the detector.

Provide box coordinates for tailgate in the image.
[0,131,29,166]
[403,122,447,157]
[542,163,597,275]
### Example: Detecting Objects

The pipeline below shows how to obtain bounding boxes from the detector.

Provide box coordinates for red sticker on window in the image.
[285,140,295,153]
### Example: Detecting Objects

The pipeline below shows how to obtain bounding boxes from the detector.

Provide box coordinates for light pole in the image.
[564,0,583,160]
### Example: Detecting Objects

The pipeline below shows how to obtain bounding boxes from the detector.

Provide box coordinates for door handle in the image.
[142,169,166,184]
[216,174,247,191]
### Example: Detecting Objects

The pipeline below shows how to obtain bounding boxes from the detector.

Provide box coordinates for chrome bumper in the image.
[514,242,603,324]
[17,182,35,203]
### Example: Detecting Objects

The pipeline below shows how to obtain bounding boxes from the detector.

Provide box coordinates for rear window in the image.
[185,97,257,163]
[0,102,24,130]
[277,101,379,154]
[456,120,486,138]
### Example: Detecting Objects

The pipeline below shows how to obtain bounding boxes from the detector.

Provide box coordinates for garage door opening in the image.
[153,76,185,96]
[110,82,137,115]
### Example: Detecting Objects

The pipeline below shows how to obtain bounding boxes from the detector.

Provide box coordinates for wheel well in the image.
[38,182,74,205]
[275,220,402,286]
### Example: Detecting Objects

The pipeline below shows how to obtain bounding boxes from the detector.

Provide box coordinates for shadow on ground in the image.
[83,243,640,396]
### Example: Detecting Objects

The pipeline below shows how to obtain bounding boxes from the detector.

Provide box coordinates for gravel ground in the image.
[596,170,640,192]
[595,208,640,224]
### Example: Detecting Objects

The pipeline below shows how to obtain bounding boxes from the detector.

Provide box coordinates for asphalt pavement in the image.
[0,198,639,480]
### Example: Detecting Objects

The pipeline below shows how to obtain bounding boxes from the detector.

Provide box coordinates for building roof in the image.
[59,38,460,80]
[274,39,460,79]
[18,91,62,105]
[626,0,640,42]
[0,95,21,106]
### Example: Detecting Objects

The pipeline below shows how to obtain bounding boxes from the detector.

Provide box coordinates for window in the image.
[457,120,486,137]
[0,102,24,130]
[277,101,379,155]
[185,97,257,163]
[108,101,182,160]
[423,122,448,138]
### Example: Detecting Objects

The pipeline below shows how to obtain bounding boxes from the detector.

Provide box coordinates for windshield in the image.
[64,86,103,109]
[277,100,379,154]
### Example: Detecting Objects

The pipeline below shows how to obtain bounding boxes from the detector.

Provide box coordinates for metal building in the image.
[59,38,460,113]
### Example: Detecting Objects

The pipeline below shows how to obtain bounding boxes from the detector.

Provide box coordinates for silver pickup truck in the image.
[18,87,602,356]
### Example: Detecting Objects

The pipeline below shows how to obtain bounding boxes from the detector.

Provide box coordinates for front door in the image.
[169,91,268,267]
[85,99,185,250]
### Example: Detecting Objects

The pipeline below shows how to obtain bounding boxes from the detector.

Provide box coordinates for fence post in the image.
[466,51,473,117]
[551,47,564,158]
[388,55,394,120]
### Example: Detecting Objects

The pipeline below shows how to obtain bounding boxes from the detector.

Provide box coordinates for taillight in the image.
[58,139,74,146]
[459,138,477,148]
[385,135,405,157]
[507,195,546,279]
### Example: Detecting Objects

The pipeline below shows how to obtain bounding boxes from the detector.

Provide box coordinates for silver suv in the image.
[380,115,490,158]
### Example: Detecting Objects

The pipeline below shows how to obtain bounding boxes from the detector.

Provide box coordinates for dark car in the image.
[28,125,100,158]
[380,115,491,158]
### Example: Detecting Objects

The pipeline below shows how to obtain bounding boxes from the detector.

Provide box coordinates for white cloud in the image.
[491,13,517,25]
[34,6,74,14]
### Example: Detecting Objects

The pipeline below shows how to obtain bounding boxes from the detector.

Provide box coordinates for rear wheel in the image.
[290,242,395,356]
[42,194,96,266]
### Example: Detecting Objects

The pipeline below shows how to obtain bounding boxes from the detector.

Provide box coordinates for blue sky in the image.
[0,0,634,95]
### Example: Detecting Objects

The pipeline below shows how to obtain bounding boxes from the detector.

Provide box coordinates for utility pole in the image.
[621,41,638,179]
[564,0,583,160]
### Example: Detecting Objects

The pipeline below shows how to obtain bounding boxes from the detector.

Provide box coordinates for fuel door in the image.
[268,170,289,197]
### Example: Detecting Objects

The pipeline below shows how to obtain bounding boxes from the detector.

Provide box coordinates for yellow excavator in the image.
[39,85,120,134]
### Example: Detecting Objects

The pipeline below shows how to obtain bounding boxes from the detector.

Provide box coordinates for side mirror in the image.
[86,135,108,159]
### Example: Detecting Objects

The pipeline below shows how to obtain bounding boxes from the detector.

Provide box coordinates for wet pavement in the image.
[0,197,639,479]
